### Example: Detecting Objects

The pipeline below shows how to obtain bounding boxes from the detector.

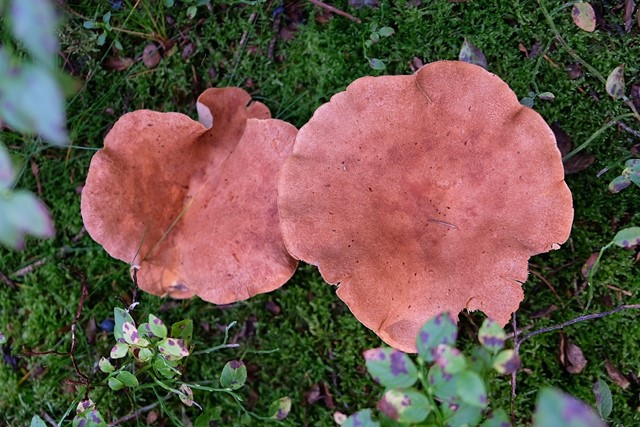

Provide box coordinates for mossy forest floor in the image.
[1,0,640,425]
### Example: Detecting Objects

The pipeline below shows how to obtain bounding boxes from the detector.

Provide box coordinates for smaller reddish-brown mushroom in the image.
[81,87,298,304]
[278,61,573,352]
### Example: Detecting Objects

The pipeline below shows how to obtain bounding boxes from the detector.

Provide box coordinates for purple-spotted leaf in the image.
[377,388,431,423]
[157,337,189,359]
[268,396,292,420]
[459,38,488,70]
[608,175,631,193]
[0,191,54,250]
[441,401,483,427]
[148,314,167,338]
[480,408,511,427]
[493,349,520,374]
[417,312,458,362]
[113,308,135,341]
[122,321,139,345]
[478,319,506,353]
[606,65,625,99]
[343,409,380,427]
[179,384,195,406]
[116,370,139,388]
[110,342,128,359]
[378,26,395,37]
[170,318,193,346]
[613,227,640,248]
[572,3,596,32]
[98,357,114,373]
[76,399,96,414]
[520,97,535,107]
[456,370,487,408]
[108,376,125,391]
[369,58,386,70]
[0,144,15,189]
[427,364,458,403]
[433,345,467,374]
[593,379,613,419]
[138,322,152,339]
[363,348,418,388]
[220,360,247,390]
[534,387,605,427]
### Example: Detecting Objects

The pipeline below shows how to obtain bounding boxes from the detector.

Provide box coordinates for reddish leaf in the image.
[142,43,162,68]
[624,0,636,32]
[103,56,134,71]
[564,153,596,174]
[572,2,596,32]
[560,335,587,374]
[605,360,630,389]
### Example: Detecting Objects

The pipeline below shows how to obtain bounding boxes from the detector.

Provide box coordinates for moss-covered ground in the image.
[1,0,640,425]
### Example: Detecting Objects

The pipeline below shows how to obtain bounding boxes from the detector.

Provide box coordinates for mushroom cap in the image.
[278,61,573,352]
[81,87,298,303]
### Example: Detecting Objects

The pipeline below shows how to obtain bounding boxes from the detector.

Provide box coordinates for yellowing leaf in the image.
[572,3,596,32]
[606,65,625,99]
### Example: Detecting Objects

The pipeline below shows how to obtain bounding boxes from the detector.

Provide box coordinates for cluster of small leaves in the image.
[344,313,605,426]
[365,23,395,70]
[608,159,640,193]
[83,11,122,49]
[97,308,291,425]
[101,308,192,400]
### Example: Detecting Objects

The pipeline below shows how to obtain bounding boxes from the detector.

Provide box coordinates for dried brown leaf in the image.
[605,360,630,389]
[624,0,636,32]
[566,62,584,80]
[181,42,196,59]
[142,43,162,68]
[564,153,596,175]
[581,252,599,278]
[606,65,625,99]
[104,57,134,71]
[265,300,281,315]
[561,336,587,374]
[551,122,572,156]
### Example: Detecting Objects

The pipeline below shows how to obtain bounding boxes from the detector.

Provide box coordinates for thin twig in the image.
[0,270,17,290]
[308,0,361,23]
[40,412,57,427]
[516,304,640,352]
[69,272,90,385]
[529,269,561,301]
[618,121,640,139]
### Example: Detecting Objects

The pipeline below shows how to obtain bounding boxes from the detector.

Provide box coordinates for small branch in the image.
[69,272,90,385]
[529,269,561,301]
[308,0,361,23]
[617,121,640,139]
[516,304,640,351]
[40,412,57,427]
[0,270,17,290]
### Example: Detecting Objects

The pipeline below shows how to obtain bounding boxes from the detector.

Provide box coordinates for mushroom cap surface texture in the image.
[81,87,298,303]
[278,61,573,352]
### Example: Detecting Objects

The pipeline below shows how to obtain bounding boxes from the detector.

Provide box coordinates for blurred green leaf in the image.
[116,370,139,388]
[534,388,605,427]
[98,357,114,373]
[9,0,59,66]
[30,415,47,427]
[149,314,168,338]
[442,402,483,427]
[593,379,613,419]
[0,56,68,145]
[171,318,193,346]
[194,407,222,427]
[378,26,395,37]
[0,190,54,249]
[368,58,386,70]
[114,308,135,341]
[480,408,511,427]
[0,144,15,189]
[433,345,467,374]
[427,364,458,403]
[364,347,418,388]
[344,409,380,427]
[187,5,197,19]
[377,388,430,423]
[478,319,506,353]
[220,360,247,390]
[417,313,457,362]
[456,370,487,408]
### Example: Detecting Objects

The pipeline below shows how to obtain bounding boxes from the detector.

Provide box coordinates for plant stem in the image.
[562,113,636,161]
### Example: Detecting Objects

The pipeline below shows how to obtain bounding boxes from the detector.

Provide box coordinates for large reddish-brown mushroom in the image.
[81,87,298,303]
[278,61,573,352]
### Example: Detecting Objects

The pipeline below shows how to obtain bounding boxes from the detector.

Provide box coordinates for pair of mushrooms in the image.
[81,61,573,352]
